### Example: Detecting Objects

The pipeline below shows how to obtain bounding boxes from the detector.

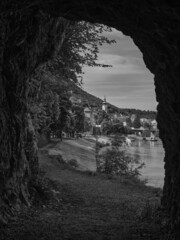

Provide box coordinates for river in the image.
[126,139,165,188]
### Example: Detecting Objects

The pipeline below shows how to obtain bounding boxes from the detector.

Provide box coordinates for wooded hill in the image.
[70,82,157,119]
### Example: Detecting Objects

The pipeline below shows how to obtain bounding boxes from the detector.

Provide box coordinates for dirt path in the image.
[0,140,168,240]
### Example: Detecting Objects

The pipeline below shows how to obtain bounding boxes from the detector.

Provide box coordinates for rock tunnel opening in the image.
[1,0,180,237]
[82,26,165,188]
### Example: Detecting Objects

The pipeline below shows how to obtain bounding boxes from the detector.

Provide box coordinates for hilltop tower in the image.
[102,96,108,113]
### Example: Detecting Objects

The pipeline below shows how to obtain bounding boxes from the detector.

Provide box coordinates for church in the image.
[102,96,108,113]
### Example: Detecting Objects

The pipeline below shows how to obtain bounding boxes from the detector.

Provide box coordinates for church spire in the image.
[102,96,108,113]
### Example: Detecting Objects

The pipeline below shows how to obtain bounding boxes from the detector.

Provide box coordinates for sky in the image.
[82,28,157,111]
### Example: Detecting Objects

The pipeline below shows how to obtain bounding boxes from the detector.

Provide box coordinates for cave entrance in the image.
[82,27,165,188]
[1,1,180,235]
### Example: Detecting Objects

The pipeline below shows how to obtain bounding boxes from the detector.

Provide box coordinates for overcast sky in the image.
[82,28,157,111]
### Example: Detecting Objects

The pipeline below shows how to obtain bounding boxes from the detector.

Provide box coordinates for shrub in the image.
[68,159,79,168]
[55,155,67,164]
[97,146,145,178]
[111,134,125,147]
[139,200,160,220]
[96,141,110,149]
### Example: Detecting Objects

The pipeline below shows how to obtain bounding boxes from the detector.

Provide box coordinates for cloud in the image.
[82,29,156,111]
[101,28,143,58]
[84,55,146,77]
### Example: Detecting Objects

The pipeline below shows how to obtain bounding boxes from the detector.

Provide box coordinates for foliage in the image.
[29,73,72,137]
[126,117,132,127]
[29,21,116,139]
[96,141,110,149]
[68,159,79,168]
[143,122,152,129]
[84,117,92,132]
[120,109,157,119]
[140,200,160,221]
[46,21,116,84]
[29,20,156,142]
[111,134,125,147]
[110,123,128,134]
[97,146,145,178]
[101,121,127,135]
[132,115,141,128]
[94,109,110,125]
[71,105,85,133]
[101,120,112,135]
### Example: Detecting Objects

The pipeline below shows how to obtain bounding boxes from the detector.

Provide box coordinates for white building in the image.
[151,119,157,129]
[102,96,108,113]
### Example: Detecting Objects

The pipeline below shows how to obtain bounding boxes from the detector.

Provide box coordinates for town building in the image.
[151,119,157,129]
[102,96,108,113]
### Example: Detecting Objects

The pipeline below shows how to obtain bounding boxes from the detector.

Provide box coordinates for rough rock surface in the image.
[1,0,180,237]
[0,1,70,224]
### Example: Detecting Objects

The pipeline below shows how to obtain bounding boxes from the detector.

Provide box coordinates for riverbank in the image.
[50,136,164,188]
[0,139,170,240]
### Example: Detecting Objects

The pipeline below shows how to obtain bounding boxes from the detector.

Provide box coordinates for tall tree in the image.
[29,21,116,140]
[132,115,141,129]
[46,21,116,84]
[72,105,85,133]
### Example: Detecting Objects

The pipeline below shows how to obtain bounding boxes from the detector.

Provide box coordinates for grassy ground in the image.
[0,139,170,240]
[47,138,96,171]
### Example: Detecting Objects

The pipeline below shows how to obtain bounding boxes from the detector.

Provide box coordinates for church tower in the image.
[102,96,108,113]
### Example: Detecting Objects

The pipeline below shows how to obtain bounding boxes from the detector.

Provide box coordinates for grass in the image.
[0,145,170,240]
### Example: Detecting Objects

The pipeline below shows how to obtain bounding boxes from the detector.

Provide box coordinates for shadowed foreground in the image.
[0,142,169,240]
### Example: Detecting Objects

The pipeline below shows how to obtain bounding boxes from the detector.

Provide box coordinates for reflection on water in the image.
[126,139,165,188]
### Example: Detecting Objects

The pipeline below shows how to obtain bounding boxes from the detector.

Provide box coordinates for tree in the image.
[101,121,127,135]
[46,21,116,84]
[132,115,141,128]
[101,120,113,135]
[29,21,116,140]
[84,116,92,132]
[94,109,110,125]
[111,123,128,135]
[71,105,85,133]
[29,72,72,139]
[126,117,132,127]
[144,122,152,130]
[97,146,145,177]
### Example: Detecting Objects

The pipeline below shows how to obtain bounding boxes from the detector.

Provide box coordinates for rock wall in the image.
[1,0,180,237]
[43,2,180,235]
[0,1,70,223]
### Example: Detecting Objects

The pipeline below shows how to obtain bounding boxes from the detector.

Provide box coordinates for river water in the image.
[126,139,165,188]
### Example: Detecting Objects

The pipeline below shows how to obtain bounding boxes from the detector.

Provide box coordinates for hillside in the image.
[0,139,168,240]
[70,82,157,118]
[70,82,103,107]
